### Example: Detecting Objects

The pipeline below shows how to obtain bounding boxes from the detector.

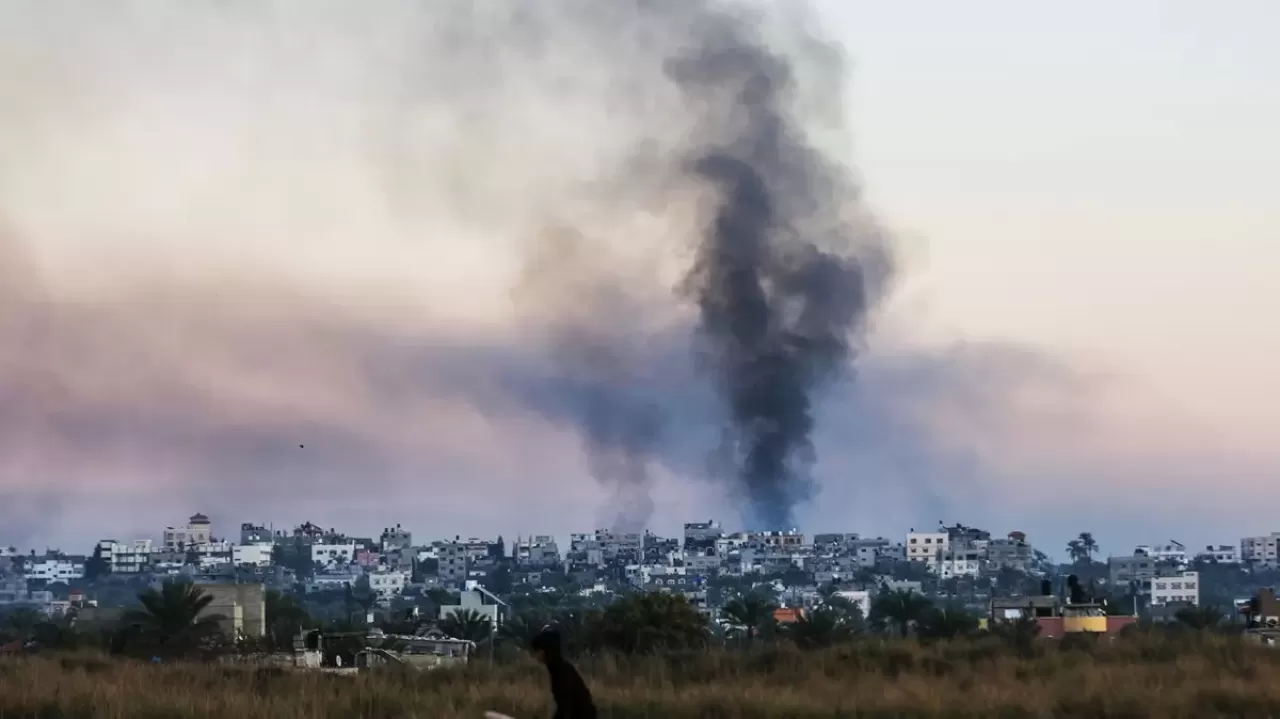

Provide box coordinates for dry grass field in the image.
[2,632,1279,718]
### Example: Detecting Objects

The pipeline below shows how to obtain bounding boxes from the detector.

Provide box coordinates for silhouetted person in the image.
[530,628,596,719]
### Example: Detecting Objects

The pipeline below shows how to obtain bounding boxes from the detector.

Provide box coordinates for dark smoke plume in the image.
[667,10,890,529]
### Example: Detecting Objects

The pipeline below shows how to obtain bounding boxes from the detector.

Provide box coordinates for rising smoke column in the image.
[667,11,888,529]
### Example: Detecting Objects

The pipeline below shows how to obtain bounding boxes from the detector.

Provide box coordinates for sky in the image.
[0,0,1276,558]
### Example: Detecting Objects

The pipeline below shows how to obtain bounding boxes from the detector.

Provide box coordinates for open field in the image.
[2,633,1279,718]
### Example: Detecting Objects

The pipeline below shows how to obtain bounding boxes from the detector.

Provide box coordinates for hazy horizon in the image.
[1,0,1275,558]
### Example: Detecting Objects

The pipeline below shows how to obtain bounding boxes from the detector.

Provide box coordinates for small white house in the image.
[1151,571,1200,607]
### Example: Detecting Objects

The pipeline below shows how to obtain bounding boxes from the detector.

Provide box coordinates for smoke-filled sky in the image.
[1,0,1276,556]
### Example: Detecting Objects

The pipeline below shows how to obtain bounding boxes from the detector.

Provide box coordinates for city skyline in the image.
[2,1,1276,552]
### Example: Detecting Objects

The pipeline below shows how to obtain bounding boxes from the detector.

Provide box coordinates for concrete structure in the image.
[197,582,266,639]
[164,513,213,551]
[986,534,1034,571]
[1196,545,1240,564]
[233,544,274,568]
[28,555,85,583]
[379,525,412,552]
[311,541,357,567]
[906,531,949,568]
[1108,553,1159,591]
[1241,532,1280,569]
[1135,541,1188,567]
[684,521,723,550]
[239,523,271,545]
[97,539,154,574]
[513,535,560,565]
[439,585,505,628]
[368,570,408,601]
[938,548,982,578]
[1150,571,1200,607]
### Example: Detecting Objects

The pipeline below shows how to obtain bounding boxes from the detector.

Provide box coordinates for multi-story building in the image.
[368,569,409,601]
[684,521,722,551]
[748,530,805,551]
[1108,553,1159,591]
[513,535,560,565]
[311,541,357,568]
[163,513,213,551]
[96,539,154,574]
[906,531,949,569]
[1195,545,1240,564]
[239,523,271,545]
[233,543,274,568]
[379,525,413,552]
[1241,533,1280,569]
[986,532,1034,571]
[1151,571,1199,607]
[1135,541,1188,567]
[938,548,982,578]
[28,554,85,583]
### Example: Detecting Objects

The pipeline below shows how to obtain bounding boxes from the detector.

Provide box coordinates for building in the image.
[1195,545,1240,564]
[906,531,949,569]
[439,584,506,629]
[986,533,1034,571]
[28,555,85,583]
[379,525,413,552]
[232,544,274,568]
[311,541,357,568]
[1241,532,1280,569]
[938,548,982,578]
[368,569,408,601]
[97,539,154,574]
[1108,553,1159,591]
[1134,541,1188,567]
[195,582,266,639]
[1150,571,1199,607]
[163,513,213,551]
[684,521,723,551]
[513,535,560,565]
[239,523,271,545]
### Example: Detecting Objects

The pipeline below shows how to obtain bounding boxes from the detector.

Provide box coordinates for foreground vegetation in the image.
[3,631,1280,718]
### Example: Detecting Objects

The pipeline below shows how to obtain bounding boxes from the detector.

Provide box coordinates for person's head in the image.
[529,627,562,663]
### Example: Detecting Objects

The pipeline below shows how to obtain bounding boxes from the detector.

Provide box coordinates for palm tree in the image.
[720,594,777,644]
[122,581,225,657]
[868,589,933,638]
[498,611,548,648]
[595,592,710,654]
[786,607,856,649]
[1067,539,1088,564]
[1078,532,1099,561]
[440,608,493,642]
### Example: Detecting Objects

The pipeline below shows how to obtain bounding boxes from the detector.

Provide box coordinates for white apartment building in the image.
[97,539,154,574]
[1196,545,1240,564]
[368,569,408,601]
[1241,533,1280,569]
[29,556,85,583]
[233,543,274,568]
[163,513,213,551]
[937,549,982,579]
[906,531,949,568]
[311,542,357,567]
[1135,541,1188,566]
[1151,571,1199,607]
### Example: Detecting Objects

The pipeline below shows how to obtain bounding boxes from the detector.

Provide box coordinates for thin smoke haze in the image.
[0,0,1265,551]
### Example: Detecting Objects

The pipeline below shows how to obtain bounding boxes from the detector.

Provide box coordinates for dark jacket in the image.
[545,655,597,719]
[532,629,596,719]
